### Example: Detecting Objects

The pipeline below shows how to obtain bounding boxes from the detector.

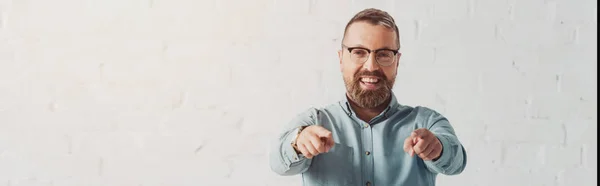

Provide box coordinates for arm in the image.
[269,108,318,176]
[423,109,467,175]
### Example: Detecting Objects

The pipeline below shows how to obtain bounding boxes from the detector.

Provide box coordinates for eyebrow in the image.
[344,44,397,51]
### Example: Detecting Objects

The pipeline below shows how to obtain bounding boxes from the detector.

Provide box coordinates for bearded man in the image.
[269,8,467,186]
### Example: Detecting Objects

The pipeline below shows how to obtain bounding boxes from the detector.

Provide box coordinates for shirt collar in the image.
[340,91,399,118]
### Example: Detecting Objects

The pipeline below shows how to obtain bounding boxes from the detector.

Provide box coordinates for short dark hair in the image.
[342,8,400,49]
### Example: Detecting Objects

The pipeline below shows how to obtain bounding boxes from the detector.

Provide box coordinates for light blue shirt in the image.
[269,92,467,186]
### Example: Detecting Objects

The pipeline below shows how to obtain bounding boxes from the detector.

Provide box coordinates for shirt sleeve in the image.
[269,108,319,176]
[422,108,468,175]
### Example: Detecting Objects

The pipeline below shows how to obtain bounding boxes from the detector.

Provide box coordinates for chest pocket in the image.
[306,143,356,186]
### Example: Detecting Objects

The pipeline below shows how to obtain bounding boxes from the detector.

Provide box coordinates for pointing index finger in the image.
[313,126,332,138]
[404,136,414,156]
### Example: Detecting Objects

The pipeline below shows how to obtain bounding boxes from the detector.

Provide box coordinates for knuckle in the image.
[413,148,420,153]
[301,151,309,157]
[299,138,308,145]
[314,143,322,150]
[304,127,315,133]
[413,145,421,150]
[298,134,306,140]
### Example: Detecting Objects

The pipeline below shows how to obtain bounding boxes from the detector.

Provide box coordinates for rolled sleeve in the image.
[421,107,467,175]
[282,131,305,166]
[425,134,453,171]
[269,108,319,176]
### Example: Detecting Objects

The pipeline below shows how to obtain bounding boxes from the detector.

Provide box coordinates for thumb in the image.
[411,129,426,143]
[404,136,415,156]
[411,130,419,138]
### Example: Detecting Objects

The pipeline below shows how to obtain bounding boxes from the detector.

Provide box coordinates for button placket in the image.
[361,121,374,186]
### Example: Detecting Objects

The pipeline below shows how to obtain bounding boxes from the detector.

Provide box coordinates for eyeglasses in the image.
[342,44,400,66]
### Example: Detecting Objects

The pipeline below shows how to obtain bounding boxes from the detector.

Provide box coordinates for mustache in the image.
[354,70,387,81]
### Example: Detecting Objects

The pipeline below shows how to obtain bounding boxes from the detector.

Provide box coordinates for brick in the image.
[540,144,585,171]
[470,0,513,21]
[555,167,598,186]
[429,0,470,21]
[555,0,597,23]
[564,117,597,146]
[581,143,597,170]
[511,0,552,22]
[461,141,503,171]
[484,119,565,144]
[465,167,558,186]
[502,143,545,168]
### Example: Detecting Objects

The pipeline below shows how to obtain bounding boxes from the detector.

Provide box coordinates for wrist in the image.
[291,126,307,154]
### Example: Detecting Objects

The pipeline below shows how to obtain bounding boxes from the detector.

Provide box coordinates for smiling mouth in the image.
[360,77,380,84]
[358,77,383,90]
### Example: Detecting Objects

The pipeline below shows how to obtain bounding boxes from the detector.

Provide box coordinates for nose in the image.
[362,53,380,72]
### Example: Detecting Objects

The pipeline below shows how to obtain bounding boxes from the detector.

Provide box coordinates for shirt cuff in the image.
[427,134,452,167]
[282,130,304,166]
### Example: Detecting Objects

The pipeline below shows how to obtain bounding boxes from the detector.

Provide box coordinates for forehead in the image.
[343,21,398,49]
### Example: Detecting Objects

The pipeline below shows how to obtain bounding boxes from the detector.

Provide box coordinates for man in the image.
[269,8,467,186]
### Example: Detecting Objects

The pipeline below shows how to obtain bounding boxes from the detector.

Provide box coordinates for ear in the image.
[338,49,344,71]
[395,52,402,68]
[394,52,402,78]
[338,50,343,64]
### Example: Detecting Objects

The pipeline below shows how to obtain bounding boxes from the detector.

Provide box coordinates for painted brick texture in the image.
[0,0,596,185]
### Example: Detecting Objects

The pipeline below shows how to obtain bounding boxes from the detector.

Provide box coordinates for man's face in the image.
[338,21,401,109]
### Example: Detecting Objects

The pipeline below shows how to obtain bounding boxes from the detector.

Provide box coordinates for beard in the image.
[344,70,395,109]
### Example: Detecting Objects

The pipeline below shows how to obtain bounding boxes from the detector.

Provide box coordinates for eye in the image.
[351,49,368,56]
[377,51,393,58]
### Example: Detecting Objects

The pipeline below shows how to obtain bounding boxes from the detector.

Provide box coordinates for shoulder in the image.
[294,100,351,122]
[392,104,441,118]
[411,106,451,128]
[292,107,320,121]
[393,105,448,126]
[413,106,443,117]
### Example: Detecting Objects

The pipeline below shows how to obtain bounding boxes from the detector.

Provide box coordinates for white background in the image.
[0,0,596,185]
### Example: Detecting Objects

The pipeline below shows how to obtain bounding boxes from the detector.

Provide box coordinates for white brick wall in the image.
[0,0,596,185]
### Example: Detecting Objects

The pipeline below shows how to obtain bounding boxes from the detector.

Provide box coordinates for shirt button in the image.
[364,124,369,128]
[366,181,371,186]
[365,151,371,155]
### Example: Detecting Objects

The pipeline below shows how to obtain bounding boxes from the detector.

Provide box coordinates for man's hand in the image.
[403,128,443,161]
[294,126,335,159]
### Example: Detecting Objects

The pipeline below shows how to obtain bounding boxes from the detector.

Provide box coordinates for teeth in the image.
[361,78,379,83]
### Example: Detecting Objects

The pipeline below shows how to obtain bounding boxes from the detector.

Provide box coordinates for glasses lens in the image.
[376,51,395,65]
[350,48,369,63]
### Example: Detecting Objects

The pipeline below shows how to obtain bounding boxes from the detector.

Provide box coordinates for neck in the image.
[347,94,392,122]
